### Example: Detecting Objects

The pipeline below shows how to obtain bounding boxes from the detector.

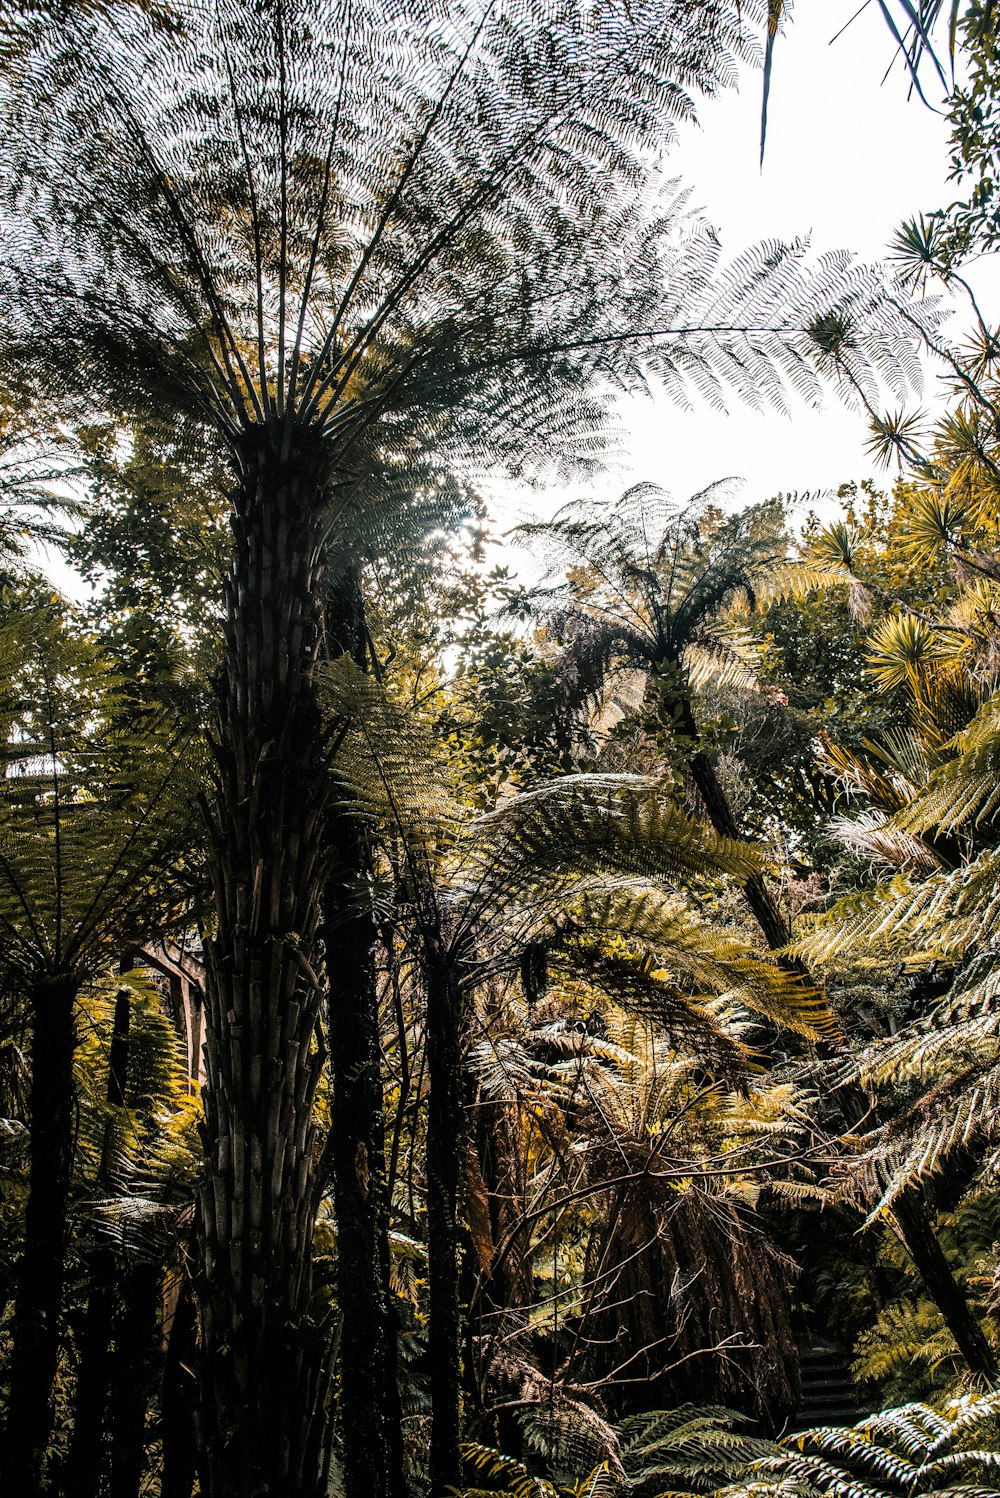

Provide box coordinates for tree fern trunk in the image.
[682,735,791,948]
[66,986,133,1497]
[323,820,406,1498]
[891,1186,997,1381]
[160,1275,199,1498]
[658,687,792,949]
[65,1263,115,1496]
[108,1260,160,1498]
[689,747,791,946]
[2,971,79,1494]
[324,565,406,1498]
[425,951,464,1495]
[198,434,332,1497]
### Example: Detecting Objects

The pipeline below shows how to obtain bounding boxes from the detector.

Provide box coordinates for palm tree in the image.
[0,2,926,1487]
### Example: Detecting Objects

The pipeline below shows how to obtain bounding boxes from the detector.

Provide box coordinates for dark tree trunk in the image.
[108,1261,161,1498]
[673,693,791,949]
[197,435,333,1498]
[160,1276,199,1498]
[323,820,406,1498]
[323,563,406,1498]
[425,952,465,1496]
[891,1186,997,1381]
[3,972,79,1494]
[65,1265,116,1496]
[66,985,132,1497]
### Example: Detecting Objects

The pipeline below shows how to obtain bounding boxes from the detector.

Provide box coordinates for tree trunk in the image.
[197,435,333,1498]
[677,703,791,949]
[160,1275,199,1498]
[323,819,406,1498]
[322,562,406,1498]
[425,951,465,1496]
[65,1264,116,1496]
[66,985,132,1497]
[108,1260,161,1498]
[3,971,79,1495]
[891,1186,997,1382]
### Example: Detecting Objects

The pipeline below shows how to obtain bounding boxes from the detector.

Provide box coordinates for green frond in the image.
[898,488,971,566]
[865,408,929,470]
[756,563,854,604]
[889,214,950,292]
[894,692,1000,835]
[570,1466,619,1498]
[457,1443,559,1498]
[785,1426,918,1488]
[471,776,767,898]
[858,1067,1000,1217]
[324,655,461,850]
[0,608,199,987]
[866,613,951,693]
[683,631,761,693]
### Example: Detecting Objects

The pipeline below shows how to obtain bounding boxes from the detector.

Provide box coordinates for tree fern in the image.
[0,602,197,1488]
[0,1,948,1482]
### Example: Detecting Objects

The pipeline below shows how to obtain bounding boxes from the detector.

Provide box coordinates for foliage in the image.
[457,1394,1000,1498]
[3,0,1000,1491]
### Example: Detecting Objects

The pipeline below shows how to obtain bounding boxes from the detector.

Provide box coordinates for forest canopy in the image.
[2,3,1000,1498]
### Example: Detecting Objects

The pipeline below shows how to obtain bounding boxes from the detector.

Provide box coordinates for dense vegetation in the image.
[2,1,1000,1496]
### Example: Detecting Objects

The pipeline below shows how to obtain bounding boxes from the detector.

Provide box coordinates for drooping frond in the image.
[0,0,936,519]
[466,775,766,900]
[0,606,200,988]
[749,1393,1000,1498]
[893,691,1000,836]
[821,952,1000,1215]
[828,808,943,873]
[542,886,833,1042]
[0,413,83,575]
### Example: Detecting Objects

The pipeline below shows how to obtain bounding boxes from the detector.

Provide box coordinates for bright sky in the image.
[502,1,1000,553]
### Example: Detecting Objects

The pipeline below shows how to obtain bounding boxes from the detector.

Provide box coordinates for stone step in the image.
[792,1344,861,1432]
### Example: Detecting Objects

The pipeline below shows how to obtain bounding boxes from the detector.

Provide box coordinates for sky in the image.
[501,0,1000,554]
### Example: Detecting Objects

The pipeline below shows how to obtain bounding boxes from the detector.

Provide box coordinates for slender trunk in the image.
[160,1276,199,1498]
[108,1261,161,1498]
[66,985,132,1497]
[323,820,405,1498]
[3,971,79,1494]
[198,435,332,1498]
[65,1266,116,1496]
[425,951,464,1496]
[891,1186,997,1382]
[672,693,791,949]
[689,742,790,946]
[323,564,406,1498]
